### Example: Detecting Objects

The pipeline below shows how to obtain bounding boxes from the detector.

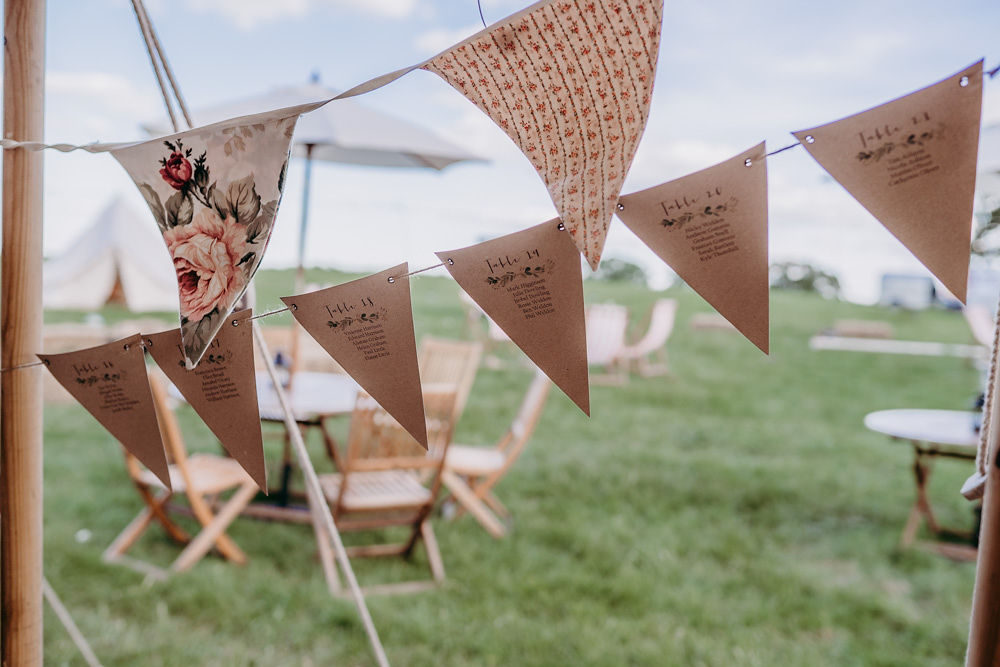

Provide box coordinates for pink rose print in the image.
[160,151,193,190]
[164,209,250,322]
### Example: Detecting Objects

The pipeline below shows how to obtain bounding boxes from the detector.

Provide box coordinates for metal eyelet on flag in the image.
[960,76,970,87]
[447,258,454,265]
[744,158,753,168]
[557,222,565,231]
[805,135,815,144]
[232,319,239,327]
[387,276,396,284]
[616,203,625,211]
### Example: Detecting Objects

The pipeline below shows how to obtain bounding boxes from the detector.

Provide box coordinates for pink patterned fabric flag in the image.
[421,0,663,270]
[111,102,323,367]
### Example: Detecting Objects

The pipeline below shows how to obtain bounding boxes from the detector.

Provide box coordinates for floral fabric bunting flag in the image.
[39,334,171,490]
[791,61,983,303]
[111,102,325,368]
[617,143,770,353]
[438,221,589,415]
[144,309,267,491]
[282,265,428,448]
[420,0,664,271]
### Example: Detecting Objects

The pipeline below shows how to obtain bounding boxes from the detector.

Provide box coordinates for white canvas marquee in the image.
[43,196,178,312]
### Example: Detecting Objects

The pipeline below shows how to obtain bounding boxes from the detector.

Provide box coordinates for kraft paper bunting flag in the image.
[792,60,983,303]
[281,265,428,448]
[438,221,590,415]
[420,0,664,271]
[111,101,325,369]
[144,309,267,491]
[617,143,770,353]
[39,334,171,490]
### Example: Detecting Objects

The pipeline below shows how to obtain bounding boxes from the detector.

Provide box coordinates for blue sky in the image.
[35,0,1000,302]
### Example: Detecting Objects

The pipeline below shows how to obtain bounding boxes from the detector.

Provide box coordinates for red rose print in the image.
[160,151,193,190]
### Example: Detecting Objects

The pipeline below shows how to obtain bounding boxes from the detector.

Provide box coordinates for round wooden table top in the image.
[864,409,979,454]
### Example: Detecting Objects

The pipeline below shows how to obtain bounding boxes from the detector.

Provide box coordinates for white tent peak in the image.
[43,196,179,313]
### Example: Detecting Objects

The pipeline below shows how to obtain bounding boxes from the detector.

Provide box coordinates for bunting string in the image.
[247,306,291,322]
[0,359,48,373]
[0,63,994,155]
[765,142,801,157]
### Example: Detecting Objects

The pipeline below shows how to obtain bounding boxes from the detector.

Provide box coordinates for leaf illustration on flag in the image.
[617,143,770,353]
[792,60,983,303]
[438,221,589,415]
[420,0,664,271]
[145,309,267,491]
[111,101,325,368]
[39,334,171,490]
[282,265,428,448]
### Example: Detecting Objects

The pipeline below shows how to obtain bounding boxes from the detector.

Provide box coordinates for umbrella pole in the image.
[295,143,315,295]
[1,0,46,664]
[289,144,315,380]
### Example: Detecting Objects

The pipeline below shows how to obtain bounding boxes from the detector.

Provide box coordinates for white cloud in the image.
[185,0,418,30]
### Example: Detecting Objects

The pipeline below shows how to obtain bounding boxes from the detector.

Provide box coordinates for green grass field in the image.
[39,270,983,665]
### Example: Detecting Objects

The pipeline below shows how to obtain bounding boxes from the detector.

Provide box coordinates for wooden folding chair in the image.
[316,386,460,594]
[586,303,629,385]
[441,369,551,538]
[618,298,678,377]
[102,372,259,580]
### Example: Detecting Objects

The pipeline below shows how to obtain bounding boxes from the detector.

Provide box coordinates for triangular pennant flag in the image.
[111,101,325,368]
[792,60,983,303]
[617,143,770,353]
[281,265,428,448]
[39,334,171,490]
[420,0,664,271]
[144,309,267,491]
[437,221,590,415]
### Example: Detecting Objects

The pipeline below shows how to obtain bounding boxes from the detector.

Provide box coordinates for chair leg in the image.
[170,482,258,573]
[105,490,190,563]
[186,482,248,563]
[441,470,507,538]
[482,490,510,520]
[308,491,343,596]
[103,507,156,563]
[137,488,190,545]
[420,520,446,582]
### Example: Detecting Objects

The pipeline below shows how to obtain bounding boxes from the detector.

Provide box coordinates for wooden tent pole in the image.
[966,324,1000,664]
[1,0,46,664]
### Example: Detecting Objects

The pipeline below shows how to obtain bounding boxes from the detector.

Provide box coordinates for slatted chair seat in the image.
[320,471,432,511]
[444,445,505,477]
[137,454,253,495]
